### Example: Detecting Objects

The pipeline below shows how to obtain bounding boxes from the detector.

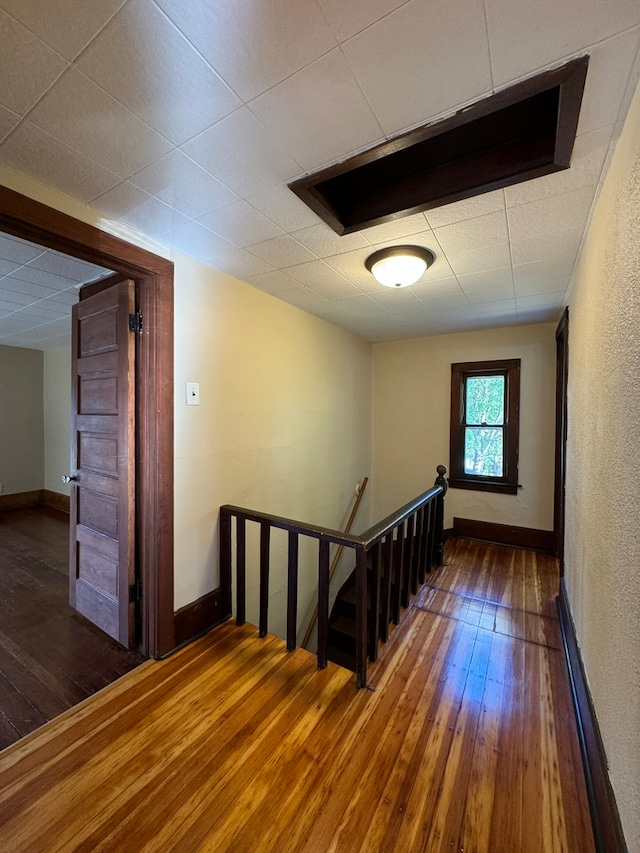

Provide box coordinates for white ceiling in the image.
[0,0,639,348]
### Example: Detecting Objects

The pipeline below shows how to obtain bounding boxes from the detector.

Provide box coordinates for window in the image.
[449,359,520,494]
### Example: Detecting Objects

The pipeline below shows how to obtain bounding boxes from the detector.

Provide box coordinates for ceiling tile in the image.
[506,127,612,208]
[364,213,431,244]
[316,0,407,42]
[0,258,20,276]
[419,293,476,318]
[334,293,392,318]
[513,256,575,296]
[434,210,509,255]
[576,28,640,134]
[246,182,322,232]
[249,48,383,171]
[466,287,516,305]
[447,242,512,276]
[291,223,370,257]
[1,276,62,300]
[130,150,240,219]
[182,107,301,197]
[473,297,517,314]
[206,247,274,279]
[10,265,75,290]
[425,190,506,229]
[77,0,240,146]
[516,292,566,310]
[0,105,20,142]
[284,260,362,298]
[507,185,596,242]
[342,0,493,134]
[27,68,173,177]
[154,0,337,101]
[92,181,190,237]
[27,250,111,282]
[509,229,584,265]
[0,0,128,60]
[324,246,379,290]
[486,0,640,85]
[0,234,46,265]
[43,289,80,306]
[410,277,465,300]
[199,200,284,246]
[246,235,317,268]
[0,11,68,115]
[0,121,122,204]
[159,221,239,263]
[458,267,514,292]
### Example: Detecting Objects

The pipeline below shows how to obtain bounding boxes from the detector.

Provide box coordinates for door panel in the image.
[69,281,136,647]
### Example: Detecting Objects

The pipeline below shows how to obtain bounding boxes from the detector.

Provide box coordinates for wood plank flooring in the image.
[0,538,594,852]
[0,506,146,749]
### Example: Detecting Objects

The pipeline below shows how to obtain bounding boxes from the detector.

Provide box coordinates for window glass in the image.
[465,375,504,425]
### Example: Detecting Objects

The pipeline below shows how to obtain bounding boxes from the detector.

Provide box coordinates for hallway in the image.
[0,537,593,852]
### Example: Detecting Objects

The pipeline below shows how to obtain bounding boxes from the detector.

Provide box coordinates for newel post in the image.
[433,464,448,566]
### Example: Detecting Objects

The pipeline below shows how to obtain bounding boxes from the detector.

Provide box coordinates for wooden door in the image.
[69,280,137,647]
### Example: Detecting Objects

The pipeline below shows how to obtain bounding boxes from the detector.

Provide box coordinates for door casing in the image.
[0,185,174,658]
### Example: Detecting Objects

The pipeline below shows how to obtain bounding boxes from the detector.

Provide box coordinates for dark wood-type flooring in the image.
[0,505,146,750]
[0,537,594,852]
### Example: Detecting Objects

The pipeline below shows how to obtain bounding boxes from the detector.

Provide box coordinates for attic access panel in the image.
[289,56,589,236]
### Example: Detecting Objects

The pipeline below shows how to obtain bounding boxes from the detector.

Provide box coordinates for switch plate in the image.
[186,382,200,406]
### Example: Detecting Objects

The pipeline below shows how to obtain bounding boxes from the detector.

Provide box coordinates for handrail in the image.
[220,465,447,690]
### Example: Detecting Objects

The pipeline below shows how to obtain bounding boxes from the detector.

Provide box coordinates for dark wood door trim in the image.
[0,185,175,657]
[554,308,569,570]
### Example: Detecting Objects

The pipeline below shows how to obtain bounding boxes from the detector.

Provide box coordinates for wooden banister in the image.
[220,465,447,689]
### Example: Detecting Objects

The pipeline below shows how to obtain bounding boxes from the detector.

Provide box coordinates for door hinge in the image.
[129,579,143,603]
[129,312,143,334]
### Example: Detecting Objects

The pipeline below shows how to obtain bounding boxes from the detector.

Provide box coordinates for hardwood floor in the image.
[0,538,594,852]
[0,506,146,749]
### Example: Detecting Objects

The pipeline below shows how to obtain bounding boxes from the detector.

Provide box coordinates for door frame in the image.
[0,185,174,658]
[553,307,569,572]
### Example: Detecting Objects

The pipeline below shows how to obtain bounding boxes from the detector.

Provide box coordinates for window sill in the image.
[448,478,519,496]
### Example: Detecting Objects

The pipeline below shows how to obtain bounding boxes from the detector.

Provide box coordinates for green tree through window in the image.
[450,360,520,494]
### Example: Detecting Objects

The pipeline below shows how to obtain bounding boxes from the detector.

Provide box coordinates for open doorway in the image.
[0,185,175,747]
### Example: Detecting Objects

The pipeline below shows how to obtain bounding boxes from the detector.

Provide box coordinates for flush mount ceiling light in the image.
[365,245,435,288]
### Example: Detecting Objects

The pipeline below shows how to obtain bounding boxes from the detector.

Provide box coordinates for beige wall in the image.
[564,81,640,849]
[372,323,556,531]
[173,253,372,640]
[43,346,71,497]
[0,344,44,495]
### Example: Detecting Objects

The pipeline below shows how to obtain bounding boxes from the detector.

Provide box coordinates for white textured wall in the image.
[564,81,640,850]
[43,346,71,496]
[0,345,44,495]
[173,253,372,640]
[372,324,556,531]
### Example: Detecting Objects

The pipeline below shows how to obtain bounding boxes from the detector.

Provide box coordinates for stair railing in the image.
[220,465,447,689]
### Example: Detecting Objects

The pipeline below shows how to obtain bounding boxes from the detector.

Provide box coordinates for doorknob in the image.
[62,475,77,484]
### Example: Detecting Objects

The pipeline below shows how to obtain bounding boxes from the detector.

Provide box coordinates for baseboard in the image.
[0,490,44,510]
[452,517,554,552]
[42,490,70,513]
[173,588,232,650]
[557,579,628,853]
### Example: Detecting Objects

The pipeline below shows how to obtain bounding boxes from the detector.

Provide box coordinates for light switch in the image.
[186,382,200,405]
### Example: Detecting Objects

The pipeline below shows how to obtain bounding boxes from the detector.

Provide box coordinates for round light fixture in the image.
[365,245,435,288]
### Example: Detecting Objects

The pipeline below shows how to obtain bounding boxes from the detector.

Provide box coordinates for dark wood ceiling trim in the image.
[289,56,589,235]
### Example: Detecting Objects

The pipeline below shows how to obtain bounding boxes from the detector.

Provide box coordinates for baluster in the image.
[392,522,405,623]
[433,464,448,566]
[402,516,412,608]
[369,541,382,661]
[220,508,232,617]
[236,515,246,626]
[380,534,393,642]
[317,539,330,669]
[426,498,436,573]
[286,532,299,652]
[259,522,270,637]
[415,506,425,586]
[355,547,368,689]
